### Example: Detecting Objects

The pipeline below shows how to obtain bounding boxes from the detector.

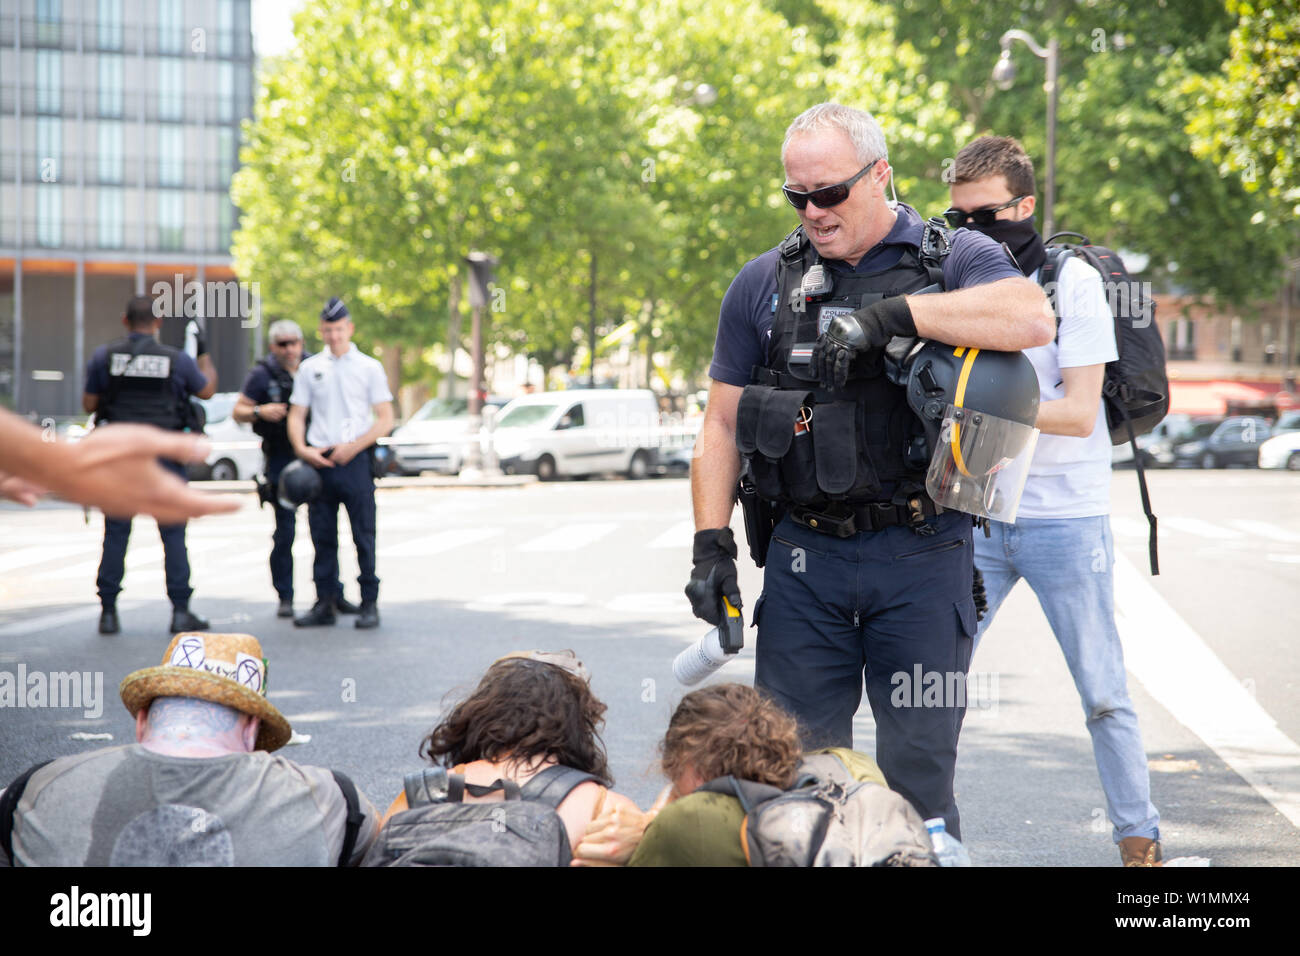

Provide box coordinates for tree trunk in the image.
[379,342,403,419]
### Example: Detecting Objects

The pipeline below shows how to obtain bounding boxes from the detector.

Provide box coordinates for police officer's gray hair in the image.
[267,319,303,342]
[782,103,888,167]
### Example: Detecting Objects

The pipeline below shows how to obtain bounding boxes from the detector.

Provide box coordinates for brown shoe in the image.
[1120,837,1163,867]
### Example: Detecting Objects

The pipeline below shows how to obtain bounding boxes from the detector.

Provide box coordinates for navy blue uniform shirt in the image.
[708,203,1025,386]
[84,332,207,400]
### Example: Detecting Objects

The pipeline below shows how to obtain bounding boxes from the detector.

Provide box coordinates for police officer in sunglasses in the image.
[685,103,1054,839]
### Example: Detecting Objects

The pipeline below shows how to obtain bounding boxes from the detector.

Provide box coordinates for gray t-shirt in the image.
[2,745,378,867]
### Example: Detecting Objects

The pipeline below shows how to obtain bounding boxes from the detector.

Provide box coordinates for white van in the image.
[491,389,661,480]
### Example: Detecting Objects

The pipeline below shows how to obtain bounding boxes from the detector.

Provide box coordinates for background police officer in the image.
[234,320,357,619]
[83,294,218,635]
[686,103,1054,838]
[287,297,393,630]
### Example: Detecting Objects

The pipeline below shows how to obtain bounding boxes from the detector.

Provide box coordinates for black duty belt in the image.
[789,496,940,538]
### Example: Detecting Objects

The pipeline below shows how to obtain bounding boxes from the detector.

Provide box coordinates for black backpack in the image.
[1039,233,1168,574]
[362,764,602,867]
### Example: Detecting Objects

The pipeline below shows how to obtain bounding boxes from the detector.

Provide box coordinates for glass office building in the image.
[0,0,254,416]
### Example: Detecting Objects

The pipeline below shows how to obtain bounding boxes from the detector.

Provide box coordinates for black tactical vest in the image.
[98,335,186,431]
[735,221,951,509]
[251,353,306,459]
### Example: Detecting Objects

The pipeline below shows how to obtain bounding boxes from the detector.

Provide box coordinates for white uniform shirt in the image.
[290,343,393,447]
[1015,254,1118,519]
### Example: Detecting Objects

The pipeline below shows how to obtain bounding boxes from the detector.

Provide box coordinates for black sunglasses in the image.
[942,196,1027,228]
[783,160,880,210]
[272,339,300,347]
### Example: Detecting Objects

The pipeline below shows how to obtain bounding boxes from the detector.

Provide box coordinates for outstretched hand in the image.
[44,425,242,523]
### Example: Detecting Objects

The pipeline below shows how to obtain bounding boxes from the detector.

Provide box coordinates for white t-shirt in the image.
[1014,254,1117,519]
[290,343,393,448]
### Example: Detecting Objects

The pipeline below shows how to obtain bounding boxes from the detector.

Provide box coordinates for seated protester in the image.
[0,632,378,867]
[572,683,894,867]
[368,650,641,865]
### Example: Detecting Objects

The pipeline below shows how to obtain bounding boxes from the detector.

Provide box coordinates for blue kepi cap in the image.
[321,297,350,322]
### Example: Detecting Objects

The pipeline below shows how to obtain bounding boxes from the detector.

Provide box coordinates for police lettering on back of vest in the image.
[98,336,185,431]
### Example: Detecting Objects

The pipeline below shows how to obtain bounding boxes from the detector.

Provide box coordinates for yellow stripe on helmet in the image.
[950,348,980,477]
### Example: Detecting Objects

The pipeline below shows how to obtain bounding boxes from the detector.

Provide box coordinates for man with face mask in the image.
[948,136,1162,867]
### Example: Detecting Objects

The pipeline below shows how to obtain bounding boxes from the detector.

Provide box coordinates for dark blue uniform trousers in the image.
[96,459,194,610]
[307,454,378,604]
[754,509,978,839]
[265,454,298,601]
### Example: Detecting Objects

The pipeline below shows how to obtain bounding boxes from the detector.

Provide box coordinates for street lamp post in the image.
[462,251,499,477]
[993,29,1059,239]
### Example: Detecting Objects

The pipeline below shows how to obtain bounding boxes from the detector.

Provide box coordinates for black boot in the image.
[294,599,337,628]
[170,607,210,633]
[354,602,380,629]
[99,607,120,635]
[277,597,294,618]
[334,594,361,615]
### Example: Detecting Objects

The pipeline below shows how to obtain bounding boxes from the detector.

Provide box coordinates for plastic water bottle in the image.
[924,817,972,867]
[672,626,733,685]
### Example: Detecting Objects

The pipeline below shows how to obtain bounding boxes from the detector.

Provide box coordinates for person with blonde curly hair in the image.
[572,683,888,867]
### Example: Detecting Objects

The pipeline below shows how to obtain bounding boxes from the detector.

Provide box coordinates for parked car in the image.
[493,389,661,480]
[1113,413,1193,468]
[1258,430,1300,471]
[188,392,264,481]
[1173,416,1271,469]
[388,396,509,476]
[1271,409,1300,435]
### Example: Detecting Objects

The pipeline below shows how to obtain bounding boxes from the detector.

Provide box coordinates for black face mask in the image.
[968,216,1046,277]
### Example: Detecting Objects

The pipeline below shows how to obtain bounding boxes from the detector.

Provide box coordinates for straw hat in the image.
[120,632,291,752]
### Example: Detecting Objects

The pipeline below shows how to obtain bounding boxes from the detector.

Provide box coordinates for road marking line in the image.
[379,527,503,558]
[1107,516,1149,538]
[1160,516,1245,540]
[0,543,98,575]
[1228,519,1300,544]
[1114,551,1300,830]
[0,600,145,638]
[648,520,696,549]
[1267,553,1300,564]
[518,522,618,552]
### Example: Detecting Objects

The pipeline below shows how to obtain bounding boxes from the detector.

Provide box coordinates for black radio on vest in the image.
[97,335,186,431]
[736,219,952,533]
[251,354,298,459]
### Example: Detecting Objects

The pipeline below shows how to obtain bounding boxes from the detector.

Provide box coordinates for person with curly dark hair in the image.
[572,683,889,867]
[378,651,640,857]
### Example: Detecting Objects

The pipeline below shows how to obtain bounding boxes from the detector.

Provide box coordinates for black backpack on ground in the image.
[362,764,602,867]
[1039,232,1168,574]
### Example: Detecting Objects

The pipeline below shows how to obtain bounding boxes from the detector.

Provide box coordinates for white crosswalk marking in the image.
[379,527,504,558]
[1228,519,1300,544]
[1161,516,1246,540]
[648,520,695,549]
[0,543,96,575]
[1108,515,1149,538]
[518,522,617,552]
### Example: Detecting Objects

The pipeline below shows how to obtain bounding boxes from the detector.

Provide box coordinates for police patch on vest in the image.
[818,305,855,335]
[110,353,172,378]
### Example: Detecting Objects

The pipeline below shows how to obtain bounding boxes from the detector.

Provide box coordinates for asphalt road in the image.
[1,467,1297,866]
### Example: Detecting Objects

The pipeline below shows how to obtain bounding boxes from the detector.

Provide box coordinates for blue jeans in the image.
[756,509,978,839]
[973,515,1160,844]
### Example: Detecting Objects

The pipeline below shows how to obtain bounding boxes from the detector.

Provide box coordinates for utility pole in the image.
[462,251,498,476]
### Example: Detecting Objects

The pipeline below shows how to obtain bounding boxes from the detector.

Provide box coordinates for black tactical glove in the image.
[972,565,989,623]
[685,527,742,626]
[811,295,916,390]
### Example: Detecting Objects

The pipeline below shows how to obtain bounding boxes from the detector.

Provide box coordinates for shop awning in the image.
[1167,380,1281,416]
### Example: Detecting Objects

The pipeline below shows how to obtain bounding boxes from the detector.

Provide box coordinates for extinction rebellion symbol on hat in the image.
[170,635,205,670]
[234,655,263,693]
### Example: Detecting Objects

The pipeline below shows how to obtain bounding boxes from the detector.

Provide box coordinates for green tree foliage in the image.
[233,0,1295,386]
[1186,0,1300,201]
